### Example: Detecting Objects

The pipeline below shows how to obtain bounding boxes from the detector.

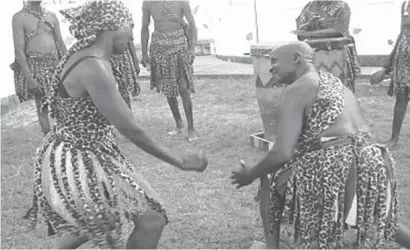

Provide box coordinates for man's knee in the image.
[135,210,166,233]
[179,88,190,98]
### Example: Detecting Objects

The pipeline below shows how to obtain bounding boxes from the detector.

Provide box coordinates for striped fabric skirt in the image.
[24,133,167,248]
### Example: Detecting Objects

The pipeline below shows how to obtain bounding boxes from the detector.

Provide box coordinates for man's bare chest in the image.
[149,2,183,21]
[23,14,54,37]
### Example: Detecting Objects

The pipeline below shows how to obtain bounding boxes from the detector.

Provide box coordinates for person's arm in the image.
[300,28,343,38]
[50,12,67,54]
[12,13,33,80]
[384,1,405,74]
[182,1,197,52]
[81,59,183,168]
[248,82,307,180]
[141,1,150,58]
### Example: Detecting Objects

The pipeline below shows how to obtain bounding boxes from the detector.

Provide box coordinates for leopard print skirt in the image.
[345,44,360,93]
[24,113,168,248]
[10,50,58,103]
[149,30,195,98]
[269,134,399,249]
[110,46,140,108]
[389,35,410,100]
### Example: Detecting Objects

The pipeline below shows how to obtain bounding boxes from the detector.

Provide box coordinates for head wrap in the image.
[60,0,133,41]
[43,0,133,117]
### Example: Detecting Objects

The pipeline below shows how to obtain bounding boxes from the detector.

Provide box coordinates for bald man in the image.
[231,42,410,249]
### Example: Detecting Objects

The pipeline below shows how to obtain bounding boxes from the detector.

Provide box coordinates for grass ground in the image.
[1,76,409,249]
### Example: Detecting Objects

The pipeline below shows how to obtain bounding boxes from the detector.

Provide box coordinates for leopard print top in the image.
[296,1,349,37]
[294,71,345,156]
[43,0,133,117]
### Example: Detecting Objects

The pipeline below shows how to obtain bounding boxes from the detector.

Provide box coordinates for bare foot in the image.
[384,138,399,149]
[168,127,183,136]
[250,241,266,249]
[187,130,199,143]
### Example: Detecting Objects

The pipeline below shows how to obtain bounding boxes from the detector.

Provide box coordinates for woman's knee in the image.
[135,210,166,233]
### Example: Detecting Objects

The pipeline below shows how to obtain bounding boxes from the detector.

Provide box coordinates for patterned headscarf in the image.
[60,0,133,41]
[43,0,133,117]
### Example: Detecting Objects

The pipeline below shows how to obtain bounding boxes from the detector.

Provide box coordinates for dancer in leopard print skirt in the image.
[232,42,410,249]
[11,0,66,135]
[141,1,199,142]
[371,1,410,148]
[23,1,207,248]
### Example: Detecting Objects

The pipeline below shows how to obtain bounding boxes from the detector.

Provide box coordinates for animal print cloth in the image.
[268,71,399,249]
[43,0,133,117]
[389,36,410,100]
[24,93,168,248]
[110,42,140,108]
[10,5,62,103]
[296,1,360,93]
[11,50,58,102]
[25,1,167,248]
[386,2,410,100]
[149,30,195,97]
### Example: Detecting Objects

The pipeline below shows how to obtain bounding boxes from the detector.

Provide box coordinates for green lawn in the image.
[1,76,409,249]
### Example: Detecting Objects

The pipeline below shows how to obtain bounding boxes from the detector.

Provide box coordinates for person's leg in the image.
[386,95,409,148]
[166,97,184,135]
[56,234,88,249]
[267,209,281,249]
[125,210,166,249]
[395,223,410,248]
[177,65,198,142]
[34,97,50,136]
[259,176,278,249]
